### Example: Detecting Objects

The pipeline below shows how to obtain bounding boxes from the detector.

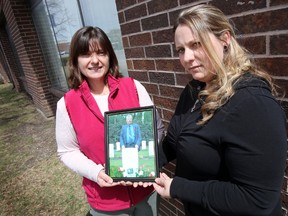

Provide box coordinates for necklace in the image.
[191,99,200,112]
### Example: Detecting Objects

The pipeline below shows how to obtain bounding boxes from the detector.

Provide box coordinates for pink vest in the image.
[64,75,153,211]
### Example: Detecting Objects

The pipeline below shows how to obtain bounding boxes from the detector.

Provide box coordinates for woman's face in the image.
[174,24,225,85]
[77,43,110,82]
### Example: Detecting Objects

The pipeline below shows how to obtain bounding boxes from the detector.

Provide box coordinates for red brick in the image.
[156,59,183,72]
[256,58,288,77]
[124,47,145,58]
[270,0,288,6]
[281,190,288,209]
[147,0,178,15]
[129,32,152,46]
[169,8,184,26]
[232,8,288,34]
[152,28,174,44]
[175,73,192,86]
[159,201,173,216]
[153,95,178,111]
[126,60,133,70]
[174,199,185,211]
[274,79,288,98]
[162,109,174,122]
[176,209,185,216]
[238,36,266,55]
[270,34,288,55]
[0,28,21,91]
[118,11,125,24]
[149,71,175,85]
[142,13,169,31]
[280,101,288,124]
[159,198,178,214]
[133,59,155,70]
[179,0,198,6]
[172,43,179,57]
[115,0,137,11]
[128,70,149,82]
[211,0,266,15]
[282,208,287,216]
[121,21,141,35]
[146,45,172,58]
[122,36,129,48]
[162,121,169,130]
[125,3,147,21]
[142,83,159,95]
[159,85,183,98]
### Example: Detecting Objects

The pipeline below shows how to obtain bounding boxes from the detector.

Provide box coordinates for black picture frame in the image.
[104,106,159,182]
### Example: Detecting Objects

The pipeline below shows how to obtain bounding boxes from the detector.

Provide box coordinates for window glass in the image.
[31,0,128,93]
[31,0,70,91]
[46,0,83,45]
[79,0,128,76]
[44,0,83,89]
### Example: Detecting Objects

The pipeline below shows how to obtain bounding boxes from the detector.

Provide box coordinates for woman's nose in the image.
[90,53,99,63]
[183,48,195,63]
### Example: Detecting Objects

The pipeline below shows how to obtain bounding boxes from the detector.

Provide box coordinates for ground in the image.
[0,83,87,215]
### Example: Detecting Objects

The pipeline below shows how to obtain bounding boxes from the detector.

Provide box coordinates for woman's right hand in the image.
[97,169,120,187]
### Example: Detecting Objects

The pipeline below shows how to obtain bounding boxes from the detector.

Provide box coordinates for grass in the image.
[109,150,157,178]
[0,83,88,216]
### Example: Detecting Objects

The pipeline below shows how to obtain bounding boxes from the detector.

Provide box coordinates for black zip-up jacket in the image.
[162,74,287,216]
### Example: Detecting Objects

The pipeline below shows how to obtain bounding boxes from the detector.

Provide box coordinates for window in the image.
[79,0,128,76]
[31,0,71,92]
[31,0,128,93]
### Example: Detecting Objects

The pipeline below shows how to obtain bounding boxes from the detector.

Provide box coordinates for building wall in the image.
[0,0,55,117]
[0,22,22,90]
[116,0,288,215]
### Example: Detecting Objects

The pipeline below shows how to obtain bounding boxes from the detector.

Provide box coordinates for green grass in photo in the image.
[109,149,156,178]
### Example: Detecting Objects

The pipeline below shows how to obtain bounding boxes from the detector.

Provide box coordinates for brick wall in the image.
[0,0,55,117]
[0,26,22,90]
[116,0,288,215]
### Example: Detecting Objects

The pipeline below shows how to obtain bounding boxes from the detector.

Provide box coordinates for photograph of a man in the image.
[105,107,159,180]
[120,114,142,150]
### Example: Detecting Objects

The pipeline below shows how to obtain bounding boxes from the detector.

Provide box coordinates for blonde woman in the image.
[153,4,287,216]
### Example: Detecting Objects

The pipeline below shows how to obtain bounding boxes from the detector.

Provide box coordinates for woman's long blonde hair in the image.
[174,4,276,125]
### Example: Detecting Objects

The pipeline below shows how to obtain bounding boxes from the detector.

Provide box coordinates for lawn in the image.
[0,83,88,215]
[109,149,157,178]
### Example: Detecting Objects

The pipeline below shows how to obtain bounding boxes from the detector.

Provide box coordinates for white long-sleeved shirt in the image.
[55,80,162,183]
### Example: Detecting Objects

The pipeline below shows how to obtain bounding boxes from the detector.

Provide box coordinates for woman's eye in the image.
[79,53,91,57]
[191,42,201,50]
[176,48,184,54]
[97,50,105,56]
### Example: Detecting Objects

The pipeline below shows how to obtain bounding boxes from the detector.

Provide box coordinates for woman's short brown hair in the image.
[67,26,120,89]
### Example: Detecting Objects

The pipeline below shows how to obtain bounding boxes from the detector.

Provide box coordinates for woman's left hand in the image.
[153,172,172,198]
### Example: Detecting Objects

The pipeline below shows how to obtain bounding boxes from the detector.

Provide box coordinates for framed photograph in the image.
[104,106,159,182]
